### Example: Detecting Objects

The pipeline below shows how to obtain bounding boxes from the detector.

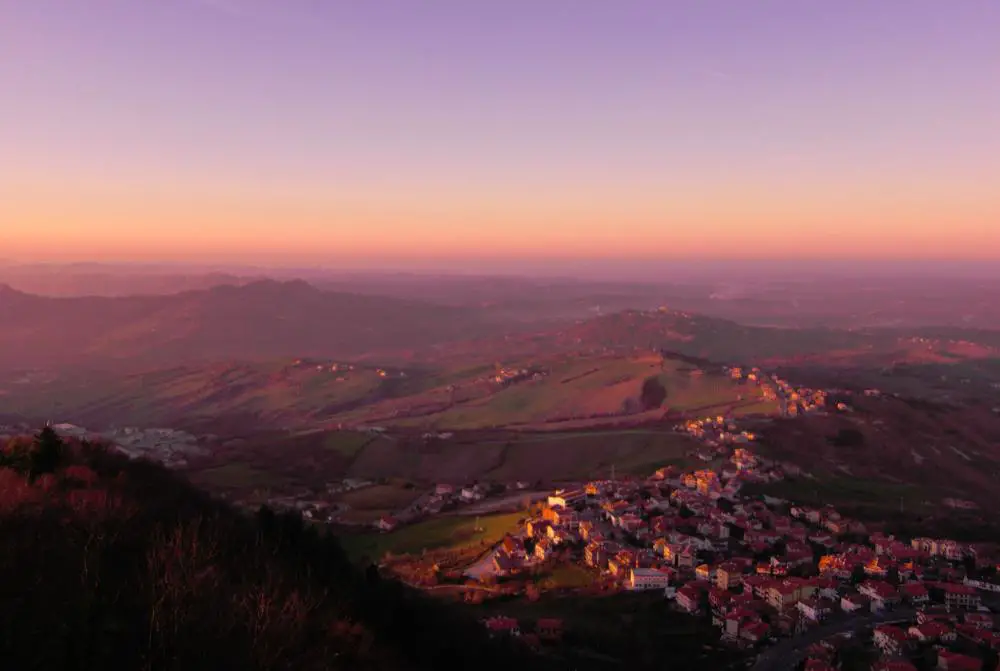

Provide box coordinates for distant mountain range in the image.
[0,280,494,371]
[3,279,998,375]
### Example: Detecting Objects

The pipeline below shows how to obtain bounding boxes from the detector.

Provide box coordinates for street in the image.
[750,608,915,671]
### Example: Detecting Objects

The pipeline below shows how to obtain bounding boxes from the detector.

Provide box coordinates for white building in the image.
[629,568,672,591]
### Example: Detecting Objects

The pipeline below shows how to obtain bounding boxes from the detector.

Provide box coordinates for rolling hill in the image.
[0,352,779,433]
[0,280,497,371]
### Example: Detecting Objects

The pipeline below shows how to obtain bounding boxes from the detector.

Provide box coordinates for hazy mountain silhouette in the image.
[0,280,489,370]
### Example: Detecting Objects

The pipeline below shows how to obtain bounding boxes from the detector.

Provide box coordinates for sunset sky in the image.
[3,0,999,266]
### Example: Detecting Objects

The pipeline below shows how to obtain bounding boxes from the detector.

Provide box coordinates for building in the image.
[548,489,585,508]
[675,584,702,614]
[908,622,955,643]
[873,624,909,657]
[937,650,982,671]
[900,582,930,605]
[483,617,521,638]
[943,583,982,610]
[629,568,672,591]
[860,581,900,610]
[872,662,918,671]
[716,562,744,591]
[797,598,833,622]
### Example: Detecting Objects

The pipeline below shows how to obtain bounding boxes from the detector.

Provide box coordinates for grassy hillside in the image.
[749,394,1000,517]
[1,352,775,433]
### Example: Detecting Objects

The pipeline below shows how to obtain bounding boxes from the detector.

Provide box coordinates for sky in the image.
[2,0,999,268]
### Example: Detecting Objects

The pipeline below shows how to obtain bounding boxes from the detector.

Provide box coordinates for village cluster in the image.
[478,446,1000,671]
[728,366,829,418]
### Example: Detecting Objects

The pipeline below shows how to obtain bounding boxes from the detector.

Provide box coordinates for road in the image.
[751,588,1000,671]
[751,608,915,671]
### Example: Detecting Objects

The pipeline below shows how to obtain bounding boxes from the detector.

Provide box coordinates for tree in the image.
[829,428,865,448]
[850,564,866,585]
[29,426,64,480]
[640,376,668,410]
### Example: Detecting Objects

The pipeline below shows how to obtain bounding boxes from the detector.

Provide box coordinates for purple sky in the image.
[3,0,999,266]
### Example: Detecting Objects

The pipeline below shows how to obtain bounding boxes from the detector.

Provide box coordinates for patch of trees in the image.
[639,376,668,410]
[829,428,865,447]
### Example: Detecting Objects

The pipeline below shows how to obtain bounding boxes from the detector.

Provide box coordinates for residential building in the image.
[740,621,770,644]
[908,622,955,643]
[873,624,909,656]
[716,562,743,591]
[797,598,833,622]
[937,650,982,671]
[872,662,918,671]
[860,580,900,610]
[675,584,703,614]
[483,617,521,637]
[629,568,672,591]
[900,582,929,605]
[943,583,982,610]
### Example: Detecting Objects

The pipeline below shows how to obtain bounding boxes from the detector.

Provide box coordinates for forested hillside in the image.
[0,429,544,670]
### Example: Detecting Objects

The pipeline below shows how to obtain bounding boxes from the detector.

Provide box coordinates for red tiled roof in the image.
[937,650,982,671]
[484,616,519,631]
[900,582,928,596]
[872,659,918,671]
[875,624,909,643]
[911,621,951,639]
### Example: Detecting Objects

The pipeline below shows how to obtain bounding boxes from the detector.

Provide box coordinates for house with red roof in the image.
[908,621,956,643]
[483,616,521,637]
[957,625,1000,651]
[942,583,982,610]
[376,515,398,532]
[740,621,770,644]
[675,584,703,614]
[861,580,900,610]
[900,582,929,605]
[937,650,982,671]
[797,597,833,622]
[872,661,918,671]
[873,624,909,656]
[841,592,872,614]
[962,612,994,629]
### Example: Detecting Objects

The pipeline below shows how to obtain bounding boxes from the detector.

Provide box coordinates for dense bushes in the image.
[0,431,544,671]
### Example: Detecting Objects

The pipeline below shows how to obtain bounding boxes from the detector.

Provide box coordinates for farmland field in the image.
[339,511,525,559]
[190,461,288,490]
[344,354,774,431]
[333,483,423,511]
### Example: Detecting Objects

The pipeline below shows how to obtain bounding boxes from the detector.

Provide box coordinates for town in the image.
[461,444,1000,671]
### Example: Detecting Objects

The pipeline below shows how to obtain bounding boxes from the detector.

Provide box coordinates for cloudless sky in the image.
[2,0,999,267]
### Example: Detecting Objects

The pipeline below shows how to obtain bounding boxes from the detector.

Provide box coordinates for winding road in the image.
[751,609,915,671]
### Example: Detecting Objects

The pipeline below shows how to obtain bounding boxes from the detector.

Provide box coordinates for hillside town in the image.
[472,445,1000,671]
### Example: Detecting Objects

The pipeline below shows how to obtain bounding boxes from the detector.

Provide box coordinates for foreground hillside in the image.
[0,429,547,671]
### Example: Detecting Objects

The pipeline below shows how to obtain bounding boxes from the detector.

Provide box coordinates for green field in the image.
[743,476,929,509]
[484,429,697,481]
[334,484,422,511]
[321,430,377,457]
[375,355,769,431]
[191,462,287,490]
[339,511,525,559]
